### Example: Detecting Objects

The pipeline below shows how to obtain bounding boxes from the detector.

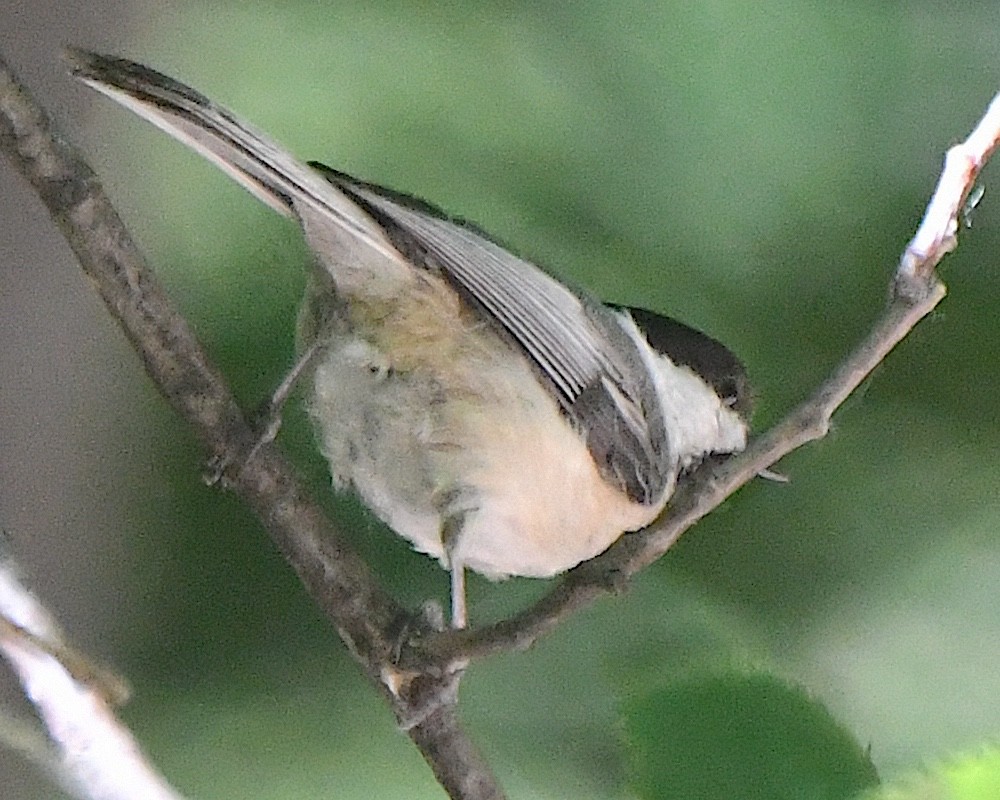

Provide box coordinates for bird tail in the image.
[66,48,399,264]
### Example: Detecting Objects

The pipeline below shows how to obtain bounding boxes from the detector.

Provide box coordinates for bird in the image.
[68,50,751,628]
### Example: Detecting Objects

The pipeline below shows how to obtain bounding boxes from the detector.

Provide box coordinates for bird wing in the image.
[68,49,672,503]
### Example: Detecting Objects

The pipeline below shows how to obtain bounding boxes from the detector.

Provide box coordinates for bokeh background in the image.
[3,2,1000,798]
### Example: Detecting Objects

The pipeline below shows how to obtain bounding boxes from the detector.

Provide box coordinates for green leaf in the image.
[623,671,879,800]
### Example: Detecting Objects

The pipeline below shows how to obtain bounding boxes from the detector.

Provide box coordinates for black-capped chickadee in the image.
[68,51,752,628]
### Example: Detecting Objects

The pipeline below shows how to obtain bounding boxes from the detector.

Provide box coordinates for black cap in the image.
[624,306,753,421]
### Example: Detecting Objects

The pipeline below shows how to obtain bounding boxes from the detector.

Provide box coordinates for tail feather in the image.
[65,48,400,264]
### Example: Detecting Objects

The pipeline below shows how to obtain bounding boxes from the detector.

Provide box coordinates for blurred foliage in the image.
[623,672,879,799]
[860,745,1000,800]
[60,0,1000,797]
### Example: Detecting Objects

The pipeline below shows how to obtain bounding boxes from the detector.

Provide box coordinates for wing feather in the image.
[312,167,674,503]
[66,49,673,504]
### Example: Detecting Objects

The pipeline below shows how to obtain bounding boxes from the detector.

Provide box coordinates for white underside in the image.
[308,308,746,581]
[310,334,666,580]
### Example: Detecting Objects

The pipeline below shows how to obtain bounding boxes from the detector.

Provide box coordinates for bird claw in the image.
[203,402,285,487]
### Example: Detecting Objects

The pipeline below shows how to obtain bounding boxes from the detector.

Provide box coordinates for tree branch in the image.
[0,555,186,800]
[0,49,504,800]
[409,99,997,667]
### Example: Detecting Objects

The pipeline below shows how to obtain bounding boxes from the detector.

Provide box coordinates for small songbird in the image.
[69,50,751,627]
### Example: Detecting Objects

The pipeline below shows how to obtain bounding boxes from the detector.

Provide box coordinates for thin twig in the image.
[409,93,995,666]
[0,557,186,800]
[898,88,1000,289]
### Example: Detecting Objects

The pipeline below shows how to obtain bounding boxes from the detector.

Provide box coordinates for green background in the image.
[5,1,1000,798]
